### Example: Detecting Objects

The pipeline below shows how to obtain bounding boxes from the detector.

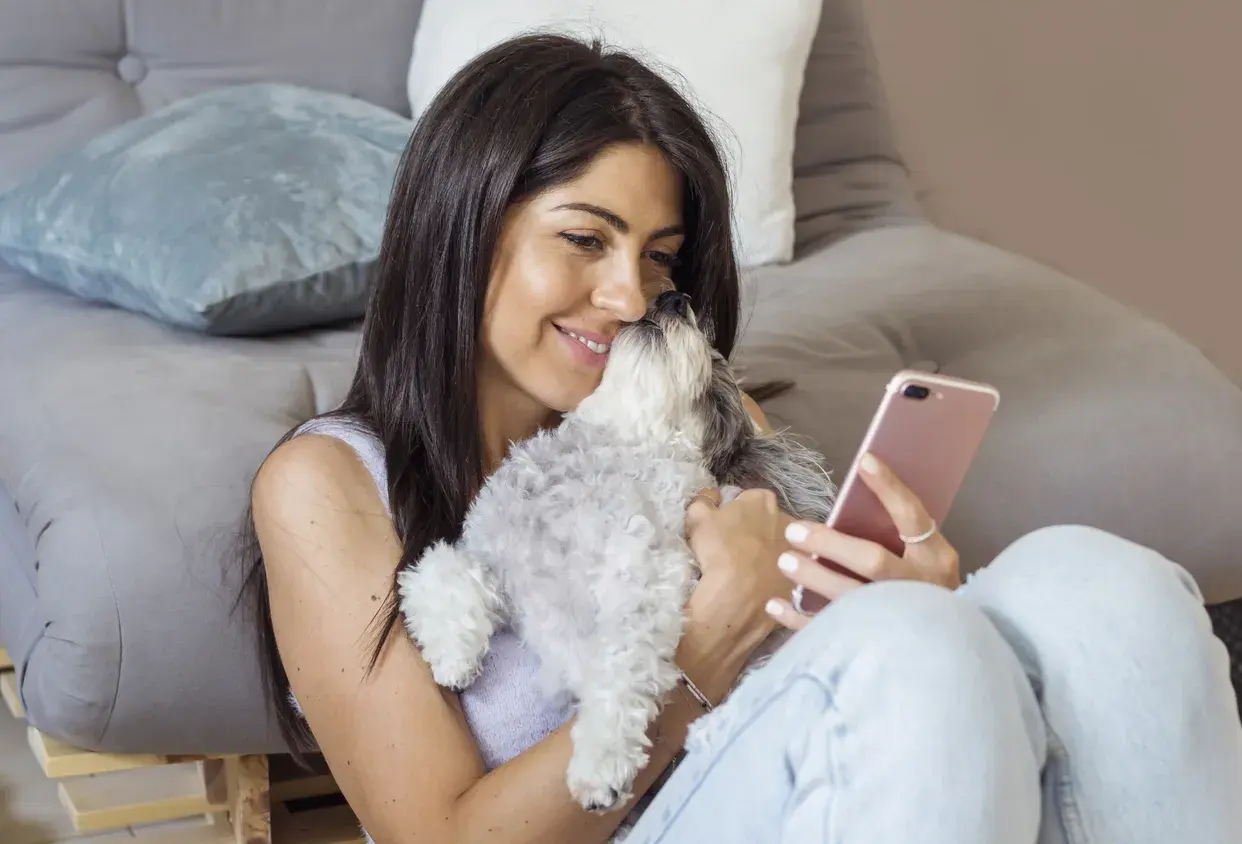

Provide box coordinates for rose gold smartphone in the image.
[794,370,1000,614]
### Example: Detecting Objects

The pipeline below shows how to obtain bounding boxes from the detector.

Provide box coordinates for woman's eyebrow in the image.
[552,202,684,239]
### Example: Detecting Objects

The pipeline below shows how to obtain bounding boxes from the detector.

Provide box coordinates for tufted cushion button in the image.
[116,53,148,85]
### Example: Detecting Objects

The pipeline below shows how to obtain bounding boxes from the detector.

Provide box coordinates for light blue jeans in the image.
[626,525,1242,843]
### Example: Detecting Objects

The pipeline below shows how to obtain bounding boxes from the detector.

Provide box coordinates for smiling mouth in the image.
[556,325,612,355]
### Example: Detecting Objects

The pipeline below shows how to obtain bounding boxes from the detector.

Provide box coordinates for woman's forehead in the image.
[535,143,684,229]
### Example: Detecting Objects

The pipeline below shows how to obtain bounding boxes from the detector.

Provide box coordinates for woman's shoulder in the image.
[253,433,383,528]
[252,418,393,555]
[290,416,390,500]
[252,433,401,606]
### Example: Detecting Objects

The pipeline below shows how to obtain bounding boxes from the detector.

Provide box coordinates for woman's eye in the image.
[561,233,602,251]
[646,250,682,269]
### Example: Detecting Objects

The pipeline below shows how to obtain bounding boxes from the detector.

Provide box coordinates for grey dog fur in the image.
[398,297,836,814]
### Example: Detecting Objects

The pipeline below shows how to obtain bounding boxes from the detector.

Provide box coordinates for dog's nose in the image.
[655,290,690,319]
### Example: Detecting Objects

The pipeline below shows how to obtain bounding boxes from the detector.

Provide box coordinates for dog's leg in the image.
[564,544,694,813]
[398,541,502,690]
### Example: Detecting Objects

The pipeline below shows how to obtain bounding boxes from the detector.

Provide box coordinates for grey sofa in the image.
[1,0,1240,757]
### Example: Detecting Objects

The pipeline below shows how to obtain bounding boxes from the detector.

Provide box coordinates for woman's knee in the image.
[972,524,1205,611]
[691,581,1046,771]
[961,524,1221,689]
[780,580,1017,691]
[788,580,1044,741]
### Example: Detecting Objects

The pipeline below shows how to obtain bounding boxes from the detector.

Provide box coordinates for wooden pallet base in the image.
[1,668,22,718]
[1,654,361,842]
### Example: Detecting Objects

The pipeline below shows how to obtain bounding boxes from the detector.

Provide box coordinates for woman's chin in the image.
[539,374,602,415]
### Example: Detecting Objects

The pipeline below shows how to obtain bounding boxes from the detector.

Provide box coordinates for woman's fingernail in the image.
[765,599,784,617]
[777,553,799,574]
[785,523,809,544]
[860,453,880,474]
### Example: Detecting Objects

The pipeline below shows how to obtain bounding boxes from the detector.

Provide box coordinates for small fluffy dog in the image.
[399,290,835,811]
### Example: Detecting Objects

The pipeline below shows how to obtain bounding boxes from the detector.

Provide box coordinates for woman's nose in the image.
[591,262,648,323]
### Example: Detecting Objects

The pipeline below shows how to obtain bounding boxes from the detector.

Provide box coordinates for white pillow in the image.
[406,0,823,267]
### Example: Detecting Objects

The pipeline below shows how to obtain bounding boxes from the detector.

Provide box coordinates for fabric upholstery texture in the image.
[0,83,413,334]
[1,0,1240,755]
[792,0,924,250]
[5,221,1242,754]
[0,263,361,753]
[733,226,1242,604]
[0,0,425,192]
[407,0,824,268]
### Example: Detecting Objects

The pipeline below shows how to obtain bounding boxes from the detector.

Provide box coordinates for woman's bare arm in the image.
[252,434,753,844]
[741,391,772,431]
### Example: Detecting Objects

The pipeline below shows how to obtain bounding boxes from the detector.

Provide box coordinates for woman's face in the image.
[480,141,685,415]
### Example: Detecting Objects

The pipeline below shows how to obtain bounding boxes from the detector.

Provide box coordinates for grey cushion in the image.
[0,0,906,244]
[0,0,425,191]
[792,0,923,251]
[737,224,1242,603]
[5,223,1242,755]
[0,83,413,334]
[3,0,1238,758]
[0,263,359,753]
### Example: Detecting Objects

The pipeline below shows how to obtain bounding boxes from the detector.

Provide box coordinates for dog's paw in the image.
[424,650,482,691]
[398,542,496,691]
[565,726,645,814]
[566,760,630,814]
[570,780,625,815]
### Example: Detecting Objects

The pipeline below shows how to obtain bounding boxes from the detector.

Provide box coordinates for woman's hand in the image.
[676,487,796,702]
[686,487,795,606]
[767,452,962,630]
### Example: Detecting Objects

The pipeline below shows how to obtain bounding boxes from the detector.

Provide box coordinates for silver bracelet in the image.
[679,669,714,713]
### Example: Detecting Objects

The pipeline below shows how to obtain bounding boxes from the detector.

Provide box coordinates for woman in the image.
[239,33,1242,843]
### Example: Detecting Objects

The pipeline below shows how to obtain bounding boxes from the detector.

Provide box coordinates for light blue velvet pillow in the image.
[0,83,414,334]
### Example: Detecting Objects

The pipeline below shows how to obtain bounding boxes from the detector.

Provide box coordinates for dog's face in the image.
[579,290,718,443]
[574,290,836,521]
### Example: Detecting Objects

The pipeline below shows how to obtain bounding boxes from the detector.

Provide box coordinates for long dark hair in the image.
[233,33,743,758]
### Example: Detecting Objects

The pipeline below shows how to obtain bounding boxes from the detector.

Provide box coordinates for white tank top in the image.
[292,416,574,770]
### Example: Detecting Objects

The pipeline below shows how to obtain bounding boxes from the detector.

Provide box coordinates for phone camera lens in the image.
[902,384,931,400]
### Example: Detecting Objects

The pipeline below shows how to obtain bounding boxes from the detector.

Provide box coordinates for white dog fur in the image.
[398,291,835,812]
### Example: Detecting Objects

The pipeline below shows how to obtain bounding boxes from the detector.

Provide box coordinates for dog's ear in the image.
[718,431,836,524]
[696,355,836,523]
[697,355,753,476]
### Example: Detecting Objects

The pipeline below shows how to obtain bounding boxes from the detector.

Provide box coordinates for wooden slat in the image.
[269,752,340,804]
[130,812,232,843]
[1,669,23,718]
[57,760,226,833]
[27,725,217,779]
[270,772,339,804]
[0,646,11,671]
[273,801,365,844]
[228,754,271,844]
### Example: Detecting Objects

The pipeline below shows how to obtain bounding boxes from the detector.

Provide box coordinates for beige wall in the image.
[859,0,1242,385]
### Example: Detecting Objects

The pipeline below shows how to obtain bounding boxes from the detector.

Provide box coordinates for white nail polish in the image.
[777,553,799,574]
[765,599,784,617]
[785,523,809,544]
